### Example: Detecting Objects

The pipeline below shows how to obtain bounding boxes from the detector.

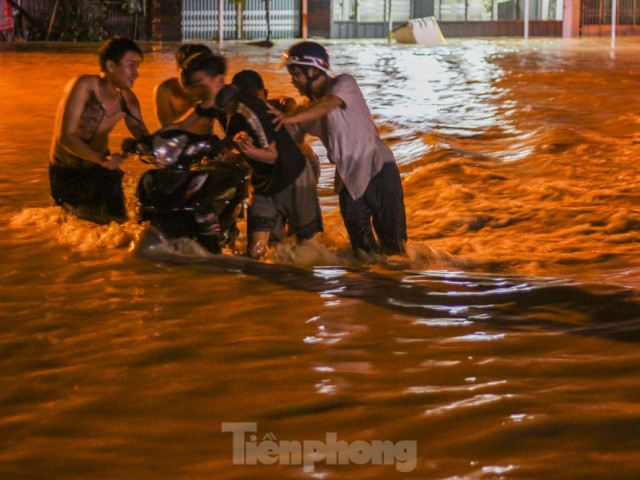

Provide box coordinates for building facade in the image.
[5,0,640,42]
[180,0,567,39]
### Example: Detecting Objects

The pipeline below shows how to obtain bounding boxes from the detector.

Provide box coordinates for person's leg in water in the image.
[195,211,223,254]
[338,163,407,255]
[246,196,280,258]
[281,161,323,243]
[248,230,270,258]
[369,163,407,254]
[339,189,378,254]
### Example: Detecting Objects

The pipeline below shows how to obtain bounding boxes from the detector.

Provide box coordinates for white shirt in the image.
[294,74,396,200]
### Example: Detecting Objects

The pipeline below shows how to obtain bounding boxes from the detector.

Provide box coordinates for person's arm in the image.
[58,76,120,169]
[235,133,278,165]
[123,90,149,139]
[161,108,208,133]
[298,139,321,183]
[268,95,344,129]
[153,82,176,128]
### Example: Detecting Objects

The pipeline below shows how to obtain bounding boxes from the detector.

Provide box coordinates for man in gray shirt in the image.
[270,41,407,254]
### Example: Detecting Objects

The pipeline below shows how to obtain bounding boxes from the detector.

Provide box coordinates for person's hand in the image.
[270,96,297,114]
[266,103,287,131]
[233,132,256,156]
[218,146,237,162]
[104,153,123,170]
[233,131,251,145]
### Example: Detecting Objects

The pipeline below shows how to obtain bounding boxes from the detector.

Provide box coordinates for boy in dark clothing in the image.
[219,85,323,258]
[231,70,321,183]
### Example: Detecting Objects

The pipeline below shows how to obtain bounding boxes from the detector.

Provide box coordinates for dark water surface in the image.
[2,38,640,479]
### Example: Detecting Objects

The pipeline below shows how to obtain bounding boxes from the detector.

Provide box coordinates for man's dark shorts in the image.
[247,162,323,242]
[49,163,127,224]
[339,162,407,254]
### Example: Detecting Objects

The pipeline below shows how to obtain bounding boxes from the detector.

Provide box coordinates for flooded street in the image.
[2,37,640,479]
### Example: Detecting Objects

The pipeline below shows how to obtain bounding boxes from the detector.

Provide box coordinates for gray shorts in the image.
[248,162,323,242]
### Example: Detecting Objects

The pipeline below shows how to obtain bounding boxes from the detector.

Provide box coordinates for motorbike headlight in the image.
[152,134,189,166]
[183,140,209,158]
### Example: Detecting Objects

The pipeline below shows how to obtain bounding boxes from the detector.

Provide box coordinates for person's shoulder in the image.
[329,73,360,94]
[156,77,181,93]
[333,73,358,87]
[69,74,99,89]
[63,74,98,99]
[238,94,272,120]
[76,73,99,83]
[159,76,179,87]
[121,87,140,104]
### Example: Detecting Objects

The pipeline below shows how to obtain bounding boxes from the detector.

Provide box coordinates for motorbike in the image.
[123,130,251,254]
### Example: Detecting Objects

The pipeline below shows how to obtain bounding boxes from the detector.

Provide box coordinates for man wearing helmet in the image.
[270,41,407,255]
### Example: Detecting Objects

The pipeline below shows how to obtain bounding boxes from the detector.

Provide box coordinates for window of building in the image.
[334,0,411,22]
[358,0,385,20]
[392,0,411,21]
[334,0,356,20]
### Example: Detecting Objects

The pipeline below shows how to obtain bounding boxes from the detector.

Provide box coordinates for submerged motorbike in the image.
[123,130,251,254]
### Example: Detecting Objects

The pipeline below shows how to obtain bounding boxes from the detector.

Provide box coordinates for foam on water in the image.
[9,207,141,251]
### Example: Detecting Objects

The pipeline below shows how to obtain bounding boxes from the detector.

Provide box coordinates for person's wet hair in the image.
[182,54,227,88]
[232,70,265,96]
[175,43,214,70]
[98,36,143,71]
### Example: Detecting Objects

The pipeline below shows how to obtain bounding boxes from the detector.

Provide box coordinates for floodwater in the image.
[2,37,640,479]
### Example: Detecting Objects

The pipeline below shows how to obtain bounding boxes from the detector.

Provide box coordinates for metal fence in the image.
[8,0,139,40]
[103,1,140,38]
[182,0,300,40]
[64,1,139,40]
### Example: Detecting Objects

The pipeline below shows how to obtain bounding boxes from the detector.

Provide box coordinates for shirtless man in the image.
[49,36,148,224]
[162,53,228,135]
[153,43,213,128]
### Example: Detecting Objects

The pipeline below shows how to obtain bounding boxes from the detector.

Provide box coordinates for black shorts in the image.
[49,163,127,224]
[247,162,323,242]
[339,162,407,254]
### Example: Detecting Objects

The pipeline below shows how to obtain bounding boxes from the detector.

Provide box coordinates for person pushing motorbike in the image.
[269,41,407,255]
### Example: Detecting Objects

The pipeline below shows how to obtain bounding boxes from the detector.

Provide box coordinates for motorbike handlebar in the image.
[121,136,153,155]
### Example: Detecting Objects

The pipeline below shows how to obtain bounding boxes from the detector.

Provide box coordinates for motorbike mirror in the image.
[216,84,240,111]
